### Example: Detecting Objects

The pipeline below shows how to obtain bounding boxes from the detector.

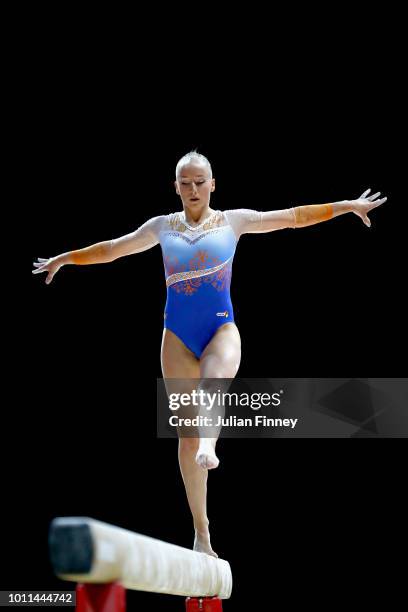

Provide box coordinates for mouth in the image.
[189,197,200,202]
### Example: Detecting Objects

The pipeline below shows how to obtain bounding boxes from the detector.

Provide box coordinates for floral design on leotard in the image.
[165,250,232,295]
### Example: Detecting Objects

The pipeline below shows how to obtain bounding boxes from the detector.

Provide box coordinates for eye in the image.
[181,180,207,186]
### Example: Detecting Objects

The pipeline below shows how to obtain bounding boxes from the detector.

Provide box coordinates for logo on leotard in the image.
[216,311,229,317]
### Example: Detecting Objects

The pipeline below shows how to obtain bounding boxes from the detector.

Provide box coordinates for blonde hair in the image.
[175,150,212,178]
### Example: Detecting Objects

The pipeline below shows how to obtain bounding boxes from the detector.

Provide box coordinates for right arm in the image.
[32,215,164,284]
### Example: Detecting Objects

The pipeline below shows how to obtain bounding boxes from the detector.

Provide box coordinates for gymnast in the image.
[33,151,386,557]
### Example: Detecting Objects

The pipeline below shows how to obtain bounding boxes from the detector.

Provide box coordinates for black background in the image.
[8,6,407,610]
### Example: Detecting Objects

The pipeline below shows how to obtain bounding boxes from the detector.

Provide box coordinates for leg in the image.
[195,323,241,470]
[161,328,217,557]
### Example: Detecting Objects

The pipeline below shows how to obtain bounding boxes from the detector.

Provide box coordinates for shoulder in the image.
[223,208,263,237]
[141,214,169,232]
[223,208,262,220]
[223,208,263,227]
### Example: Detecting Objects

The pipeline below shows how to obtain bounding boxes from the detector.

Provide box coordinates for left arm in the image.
[225,189,386,238]
[262,188,387,231]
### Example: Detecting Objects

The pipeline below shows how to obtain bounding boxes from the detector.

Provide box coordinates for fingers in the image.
[360,189,388,204]
[46,273,54,285]
[32,257,49,274]
[360,188,371,198]
[371,196,387,208]
[359,193,387,227]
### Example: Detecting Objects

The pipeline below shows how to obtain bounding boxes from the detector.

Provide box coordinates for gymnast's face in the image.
[175,163,215,210]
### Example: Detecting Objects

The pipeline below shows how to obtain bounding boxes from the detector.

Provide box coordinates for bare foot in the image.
[195,439,219,470]
[194,528,218,558]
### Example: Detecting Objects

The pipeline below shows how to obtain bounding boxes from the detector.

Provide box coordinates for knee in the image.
[199,366,238,388]
[200,357,240,379]
[179,437,199,455]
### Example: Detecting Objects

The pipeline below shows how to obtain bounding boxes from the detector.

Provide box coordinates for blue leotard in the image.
[115,207,295,358]
[160,210,236,358]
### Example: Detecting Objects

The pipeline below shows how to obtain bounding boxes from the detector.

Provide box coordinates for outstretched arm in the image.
[226,188,387,237]
[32,215,165,284]
[290,188,387,229]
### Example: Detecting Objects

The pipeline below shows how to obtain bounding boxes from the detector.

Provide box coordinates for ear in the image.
[211,178,215,192]
[174,180,180,195]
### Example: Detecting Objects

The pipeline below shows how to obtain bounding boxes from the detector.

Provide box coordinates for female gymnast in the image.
[33,152,386,557]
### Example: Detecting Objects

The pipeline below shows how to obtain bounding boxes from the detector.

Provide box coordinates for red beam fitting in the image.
[76,583,126,612]
[185,597,223,611]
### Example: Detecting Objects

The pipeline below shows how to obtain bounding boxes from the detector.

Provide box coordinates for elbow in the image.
[105,240,120,262]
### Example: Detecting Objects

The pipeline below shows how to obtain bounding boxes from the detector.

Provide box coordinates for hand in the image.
[351,188,387,228]
[32,255,65,284]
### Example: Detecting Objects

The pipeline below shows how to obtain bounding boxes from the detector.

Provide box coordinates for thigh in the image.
[200,322,241,378]
[161,328,201,439]
[161,327,200,379]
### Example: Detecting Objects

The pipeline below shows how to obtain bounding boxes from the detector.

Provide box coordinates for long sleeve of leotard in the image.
[68,215,165,264]
[109,215,164,259]
[225,204,335,239]
[224,208,296,239]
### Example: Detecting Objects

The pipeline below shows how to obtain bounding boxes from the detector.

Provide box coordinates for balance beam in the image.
[49,517,232,601]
